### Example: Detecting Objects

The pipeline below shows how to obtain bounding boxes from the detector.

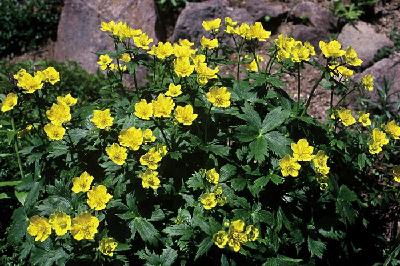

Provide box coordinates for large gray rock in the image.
[291,1,337,32]
[242,0,288,21]
[338,21,394,67]
[354,53,400,114]
[171,0,254,42]
[54,0,157,73]
[278,24,327,48]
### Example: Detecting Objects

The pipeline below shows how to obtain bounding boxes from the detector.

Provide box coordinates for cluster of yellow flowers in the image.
[97,53,130,72]
[319,40,365,80]
[44,93,77,141]
[275,34,316,62]
[334,108,370,127]
[199,168,226,210]
[279,139,330,188]
[213,219,259,252]
[14,67,60,93]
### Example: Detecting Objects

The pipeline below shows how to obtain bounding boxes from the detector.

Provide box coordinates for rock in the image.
[278,24,327,48]
[354,53,400,114]
[171,0,254,42]
[291,1,337,32]
[338,21,394,67]
[54,0,157,73]
[242,0,288,21]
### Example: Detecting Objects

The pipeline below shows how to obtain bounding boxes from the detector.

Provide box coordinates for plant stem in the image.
[204,105,212,143]
[297,63,301,113]
[303,74,325,115]
[11,117,24,179]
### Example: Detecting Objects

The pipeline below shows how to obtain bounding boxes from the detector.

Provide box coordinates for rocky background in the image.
[9,0,400,118]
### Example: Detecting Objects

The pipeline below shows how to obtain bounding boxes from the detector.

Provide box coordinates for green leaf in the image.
[263,255,303,266]
[68,128,88,145]
[163,224,192,237]
[0,180,21,187]
[230,178,247,191]
[238,102,262,128]
[270,174,284,185]
[219,164,237,182]
[249,136,268,162]
[202,144,230,157]
[23,181,41,210]
[195,237,213,260]
[265,75,284,88]
[131,217,159,246]
[160,247,178,266]
[248,176,269,197]
[318,228,345,240]
[187,171,204,190]
[307,237,326,258]
[235,125,259,142]
[7,207,28,245]
[0,192,9,199]
[31,247,69,266]
[261,107,290,133]
[264,131,290,157]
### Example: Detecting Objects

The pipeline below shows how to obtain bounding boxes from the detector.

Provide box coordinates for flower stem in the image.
[11,117,24,179]
[297,63,301,113]
[303,74,325,115]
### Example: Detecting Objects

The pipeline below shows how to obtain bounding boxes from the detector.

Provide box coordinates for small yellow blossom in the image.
[368,128,389,155]
[41,67,60,85]
[165,83,182,97]
[99,237,118,257]
[213,230,229,248]
[384,120,400,140]
[148,42,174,60]
[139,169,161,190]
[291,139,314,162]
[202,18,221,32]
[87,185,113,210]
[337,108,356,127]
[392,165,400,183]
[72,171,94,193]
[245,225,259,241]
[205,168,219,184]
[174,105,198,125]
[152,94,175,118]
[49,212,71,236]
[200,36,219,50]
[57,93,77,106]
[134,99,153,120]
[279,155,301,177]
[44,123,66,141]
[312,150,330,176]
[133,32,153,50]
[174,57,195,77]
[98,55,113,70]
[27,216,52,242]
[319,40,346,58]
[140,147,162,170]
[143,128,156,143]
[106,143,128,165]
[46,102,71,125]
[120,53,131,63]
[91,109,114,130]
[358,112,371,127]
[200,192,217,210]
[206,87,231,108]
[344,47,363,66]
[1,93,18,112]
[71,213,100,241]
[247,22,271,41]
[14,69,43,93]
[118,127,143,151]
[361,74,374,91]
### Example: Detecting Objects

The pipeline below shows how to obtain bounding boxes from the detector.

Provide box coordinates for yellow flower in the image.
[27,215,52,242]
[195,63,219,85]
[152,94,175,118]
[98,54,113,70]
[41,67,60,85]
[57,93,77,106]
[101,21,142,39]
[118,127,143,151]
[134,99,153,120]
[312,150,330,176]
[165,83,182,97]
[49,212,71,236]
[173,43,196,58]
[192,54,206,67]
[337,108,356,126]
[1,93,18,112]
[99,237,118,257]
[140,147,162,170]
[139,169,160,190]
[120,53,131,63]
[174,105,198,126]
[247,55,264,72]
[71,213,100,241]
[91,109,114,130]
[200,36,219,50]
[143,128,156,143]
[200,192,217,210]
[133,32,153,50]
[384,120,400,140]
[87,185,113,210]
[329,64,353,78]
[213,230,229,248]
[247,22,271,41]
[15,71,43,93]
[279,155,301,177]
[392,165,400,183]
[205,168,219,184]
[227,219,248,252]
[206,87,231,108]
[106,143,128,165]
[44,123,66,141]
[202,18,221,32]
[148,42,174,60]
[46,102,71,125]
[174,57,195,77]
[231,22,251,38]
[345,47,363,66]
[109,63,127,72]
[225,17,237,27]
[71,171,94,193]
[358,112,371,127]
[291,139,314,161]
[361,74,374,91]
[319,40,346,58]
[368,128,389,155]
[179,39,195,47]
[245,225,259,241]
[230,219,245,232]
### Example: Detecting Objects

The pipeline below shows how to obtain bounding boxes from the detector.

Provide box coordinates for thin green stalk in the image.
[303,74,325,115]
[297,63,301,113]
[11,117,24,179]
[204,105,212,143]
